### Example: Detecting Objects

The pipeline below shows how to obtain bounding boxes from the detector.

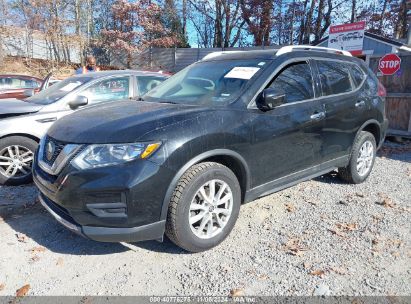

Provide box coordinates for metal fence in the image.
[110,46,280,73]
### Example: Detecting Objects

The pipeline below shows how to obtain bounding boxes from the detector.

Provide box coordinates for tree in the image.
[188,0,245,48]
[101,0,178,67]
[161,0,189,47]
[240,0,273,46]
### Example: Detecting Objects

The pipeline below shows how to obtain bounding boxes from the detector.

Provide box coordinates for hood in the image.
[0,99,44,118]
[48,100,211,143]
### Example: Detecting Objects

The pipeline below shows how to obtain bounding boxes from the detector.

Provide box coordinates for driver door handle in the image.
[310,111,325,121]
[355,100,366,108]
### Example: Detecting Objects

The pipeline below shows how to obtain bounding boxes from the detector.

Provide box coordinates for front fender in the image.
[158,148,251,222]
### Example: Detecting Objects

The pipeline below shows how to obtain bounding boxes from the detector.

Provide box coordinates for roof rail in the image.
[276,45,352,57]
[202,51,243,60]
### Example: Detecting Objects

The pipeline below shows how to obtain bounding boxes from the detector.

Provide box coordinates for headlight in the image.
[71,142,161,169]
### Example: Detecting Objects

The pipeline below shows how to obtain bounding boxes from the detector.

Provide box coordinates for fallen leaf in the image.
[285,203,296,212]
[230,288,244,297]
[309,270,326,278]
[331,267,347,275]
[328,228,346,238]
[0,283,5,291]
[391,251,400,257]
[283,238,308,256]
[29,255,40,263]
[336,223,358,232]
[376,193,396,208]
[320,214,328,220]
[372,214,383,223]
[28,246,46,253]
[258,274,269,280]
[386,239,404,249]
[56,257,64,266]
[16,233,28,243]
[16,284,30,297]
[303,262,311,269]
[355,192,365,198]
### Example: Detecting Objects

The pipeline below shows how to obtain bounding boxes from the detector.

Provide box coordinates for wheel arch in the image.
[0,133,41,143]
[160,149,250,222]
[357,120,382,147]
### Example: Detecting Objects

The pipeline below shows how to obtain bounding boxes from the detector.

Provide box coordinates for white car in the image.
[0,70,167,185]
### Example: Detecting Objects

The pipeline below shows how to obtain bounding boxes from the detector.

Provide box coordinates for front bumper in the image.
[33,152,176,243]
[39,194,165,242]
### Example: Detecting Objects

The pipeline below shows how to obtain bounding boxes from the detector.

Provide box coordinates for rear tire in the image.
[165,162,241,252]
[0,136,37,185]
[338,131,376,184]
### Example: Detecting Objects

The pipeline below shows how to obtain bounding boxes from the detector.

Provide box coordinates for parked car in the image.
[33,46,388,252]
[0,70,167,185]
[0,74,43,99]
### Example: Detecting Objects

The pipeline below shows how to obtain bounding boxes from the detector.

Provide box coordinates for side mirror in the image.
[256,88,285,111]
[23,89,35,97]
[68,95,88,110]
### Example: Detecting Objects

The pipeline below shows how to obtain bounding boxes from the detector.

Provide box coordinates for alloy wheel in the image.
[0,145,34,178]
[188,179,233,239]
[356,140,374,177]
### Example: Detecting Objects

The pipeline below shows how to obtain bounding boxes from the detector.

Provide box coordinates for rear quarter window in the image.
[350,64,366,88]
[0,77,40,89]
[317,61,352,96]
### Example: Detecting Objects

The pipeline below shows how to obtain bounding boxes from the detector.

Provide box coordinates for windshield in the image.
[144,59,268,105]
[26,76,92,105]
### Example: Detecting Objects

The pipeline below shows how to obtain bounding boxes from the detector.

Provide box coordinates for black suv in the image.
[33,47,388,252]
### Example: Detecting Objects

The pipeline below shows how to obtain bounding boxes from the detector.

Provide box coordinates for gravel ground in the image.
[0,140,410,296]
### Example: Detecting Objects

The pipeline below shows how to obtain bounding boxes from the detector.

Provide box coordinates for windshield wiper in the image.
[158,101,178,105]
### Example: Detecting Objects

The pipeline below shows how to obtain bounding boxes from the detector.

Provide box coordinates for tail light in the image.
[378,81,386,97]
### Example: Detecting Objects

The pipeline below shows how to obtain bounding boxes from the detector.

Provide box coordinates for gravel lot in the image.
[0,140,410,296]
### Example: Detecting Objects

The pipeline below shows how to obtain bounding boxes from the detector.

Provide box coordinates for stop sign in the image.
[378,53,401,75]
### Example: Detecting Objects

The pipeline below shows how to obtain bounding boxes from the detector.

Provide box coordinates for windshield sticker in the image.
[258,62,266,66]
[59,82,82,92]
[224,67,260,80]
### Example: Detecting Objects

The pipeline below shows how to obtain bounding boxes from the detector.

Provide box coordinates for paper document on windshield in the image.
[59,82,82,92]
[224,67,260,80]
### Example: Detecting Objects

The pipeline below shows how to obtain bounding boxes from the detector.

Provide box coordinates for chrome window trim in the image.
[247,56,367,110]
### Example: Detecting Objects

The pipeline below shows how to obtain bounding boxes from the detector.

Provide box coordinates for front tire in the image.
[338,131,376,184]
[0,136,37,185]
[165,162,241,252]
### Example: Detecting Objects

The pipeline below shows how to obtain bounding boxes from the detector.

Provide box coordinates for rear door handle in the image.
[355,100,366,108]
[310,112,325,121]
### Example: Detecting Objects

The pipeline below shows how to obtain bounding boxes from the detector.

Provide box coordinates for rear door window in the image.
[350,64,366,88]
[268,61,314,103]
[317,61,352,96]
[0,77,40,90]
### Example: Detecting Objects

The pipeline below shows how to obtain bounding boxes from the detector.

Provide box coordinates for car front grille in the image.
[38,136,83,176]
[42,136,66,167]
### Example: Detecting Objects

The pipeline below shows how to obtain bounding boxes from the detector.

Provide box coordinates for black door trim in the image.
[244,155,349,203]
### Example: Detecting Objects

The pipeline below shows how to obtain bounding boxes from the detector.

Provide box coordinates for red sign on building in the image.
[328,21,365,55]
[378,54,401,75]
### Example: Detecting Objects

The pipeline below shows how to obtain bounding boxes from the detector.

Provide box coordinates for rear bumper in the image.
[38,193,165,242]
